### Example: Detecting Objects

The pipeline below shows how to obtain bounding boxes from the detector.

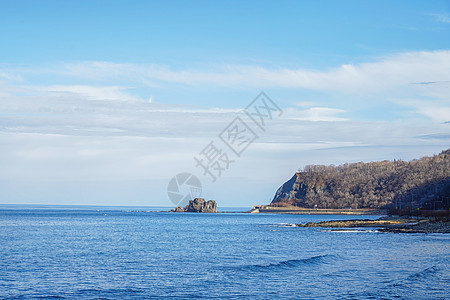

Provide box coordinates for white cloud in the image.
[0,71,23,82]
[1,87,448,206]
[42,85,142,102]
[0,50,449,205]
[0,87,242,140]
[398,98,450,123]
[420,106,450,123]
[283,107,348,122]
[430,13,450,24]
[49,50,450,95]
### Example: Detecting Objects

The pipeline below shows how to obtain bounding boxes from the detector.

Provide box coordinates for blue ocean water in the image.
[0,205,449,299]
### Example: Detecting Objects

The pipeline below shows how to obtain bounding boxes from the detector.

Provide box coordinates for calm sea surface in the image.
[0,205,449,299]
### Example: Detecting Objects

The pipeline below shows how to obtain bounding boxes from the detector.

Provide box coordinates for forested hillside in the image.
[271,149,450,210]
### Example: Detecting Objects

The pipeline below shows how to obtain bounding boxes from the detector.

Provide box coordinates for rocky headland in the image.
[171,198,217,213]
[271,149,450,211]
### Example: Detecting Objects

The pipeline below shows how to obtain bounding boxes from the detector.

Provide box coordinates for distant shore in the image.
[248,205,387,215]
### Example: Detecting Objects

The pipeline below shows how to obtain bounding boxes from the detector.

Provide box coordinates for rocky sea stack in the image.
[171,198,217,213]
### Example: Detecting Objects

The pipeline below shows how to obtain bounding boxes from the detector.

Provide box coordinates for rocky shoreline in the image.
[249,206,386,215]
[297,217,450,233]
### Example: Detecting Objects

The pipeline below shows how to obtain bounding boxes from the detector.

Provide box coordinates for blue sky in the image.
[0,1,449,207]
[1,1,448,65]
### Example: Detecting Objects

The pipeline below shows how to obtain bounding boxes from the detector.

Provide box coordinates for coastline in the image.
[296,217,450,233]
[248,205,387,215]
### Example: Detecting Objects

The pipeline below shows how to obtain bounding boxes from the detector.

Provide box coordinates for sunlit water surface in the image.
[0,205,449,299]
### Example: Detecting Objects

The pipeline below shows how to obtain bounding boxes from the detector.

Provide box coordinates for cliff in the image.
[271,149,450,210]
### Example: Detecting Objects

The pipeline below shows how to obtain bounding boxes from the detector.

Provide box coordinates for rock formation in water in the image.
[171,198,218,213]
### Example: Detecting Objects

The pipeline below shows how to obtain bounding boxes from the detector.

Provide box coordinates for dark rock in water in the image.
[186,198,217,213]
[174,206,185,212]
[170,198,217,213]
[186,198,205,212]
[201,199,218,213]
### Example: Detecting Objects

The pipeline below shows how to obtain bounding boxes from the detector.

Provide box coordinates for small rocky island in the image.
[171,198,217,213]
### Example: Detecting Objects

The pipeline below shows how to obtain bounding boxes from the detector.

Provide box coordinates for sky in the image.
[0,0,449,207]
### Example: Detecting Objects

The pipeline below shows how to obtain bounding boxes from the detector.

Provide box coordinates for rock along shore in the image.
[296,217,450,233]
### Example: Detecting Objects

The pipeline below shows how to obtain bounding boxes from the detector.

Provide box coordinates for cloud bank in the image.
[0,50,449,206]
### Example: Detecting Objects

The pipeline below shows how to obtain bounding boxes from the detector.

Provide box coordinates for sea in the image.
[0,205,449,299]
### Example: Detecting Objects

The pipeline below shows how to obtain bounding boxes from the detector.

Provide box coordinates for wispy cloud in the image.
[0,72,23,82]
[284,107,348,122]
[430,13,450,24]
[1,50,449,124]
[1,82,448,205]
[47,50,449,95]
[410,101,450,123]
[2,50,448,95]
[42,85,144,102]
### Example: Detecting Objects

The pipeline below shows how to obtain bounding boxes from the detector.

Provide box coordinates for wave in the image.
[342,266,444,299]
[273,223,298,227]
[31,296,65,299]
[233,254,335,272]
[407,266,440,280]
